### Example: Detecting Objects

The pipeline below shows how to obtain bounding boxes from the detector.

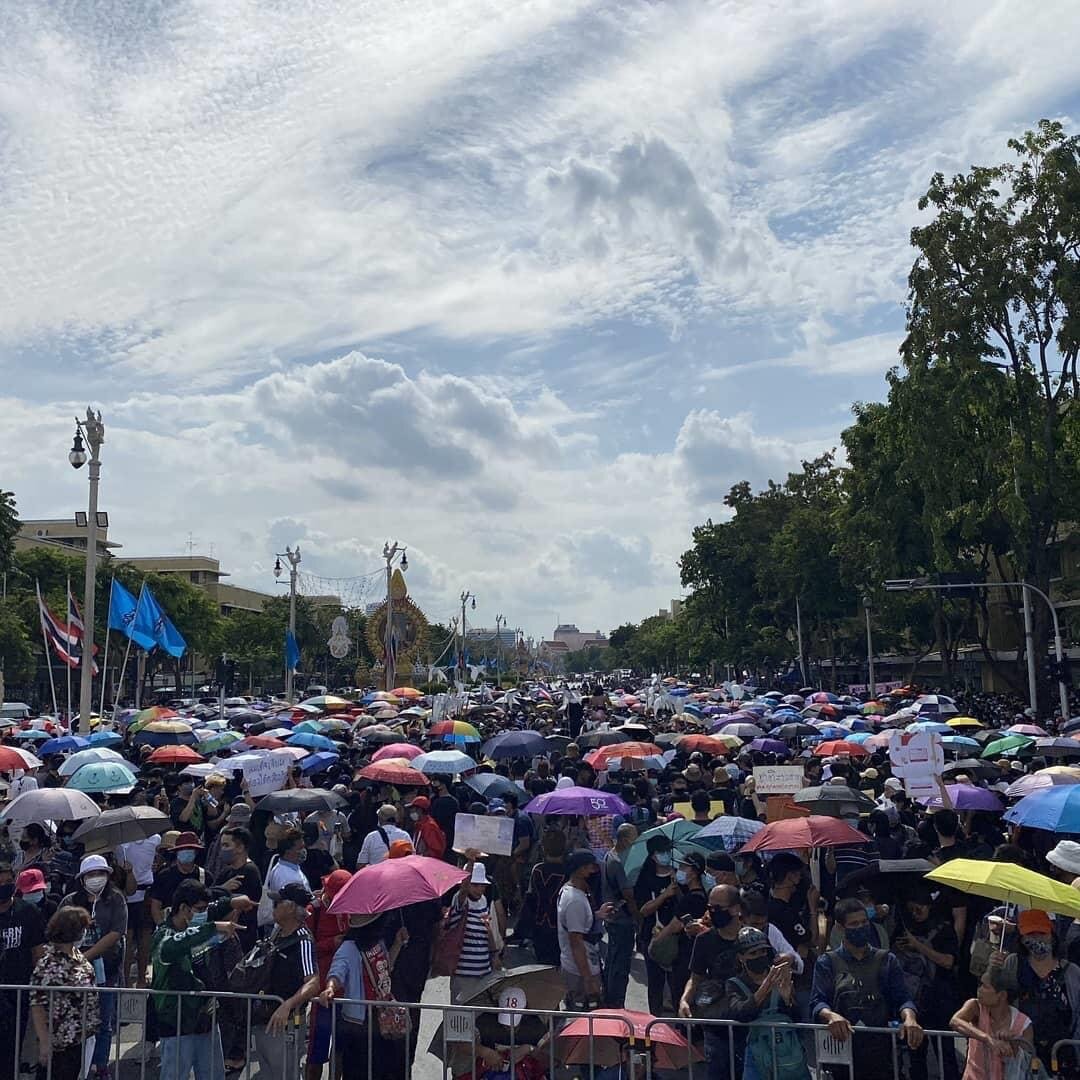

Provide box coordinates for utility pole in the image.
[862,594,875,698]
[274,546,302,702]
[459,590,475,684]
[495,613,505,684]
[382,542,407,691]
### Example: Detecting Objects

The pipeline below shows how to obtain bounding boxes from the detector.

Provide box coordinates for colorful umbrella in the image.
[676,734,735,755]
[926,859,1080,918]
[522,787,631,817]
[38,735,91,756]
[1008,724,1048,737]
[328,855,467,915]
[945,716,983,729]
[412,750,477,776]
[241,735,287,750]
[981,735,1035,759]
[58,748,126,776]
[66,761,139,794]
[286,732,338,752]
[584,741,662,769]
[392,687,423,699]
[147,746,206,765]
[198,731,242,755]
[1004,786,1080,832]
[622,819,707,881]
[299,752,340,773]
[428,720,481,743]
[737,815,867,853]
[357,762,428,786]
[558,1010,702,1070]
[693,816,767,853]
[748,738,789,756]
[1006,768,1080,799]
[0,746,42,772]
[128,706,179,732]
[371,743,424,763]
[87,730,123,747]
[298,695,350,711]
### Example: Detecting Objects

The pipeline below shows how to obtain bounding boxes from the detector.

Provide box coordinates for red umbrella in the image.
[242,736,287,750]
[812,740,870,757]
[0,746,38,772]
[676,735,734,755]
[737,815,866,853]
[357,762,428,786]
[328,854,467,915]
[558,1010,703,1070]
[584,741,661,768]
[371,743,423,763]
[147,746,206,765]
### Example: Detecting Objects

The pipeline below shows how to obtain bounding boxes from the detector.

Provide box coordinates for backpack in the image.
[828,948,890,1030]
[229,934,285,1024]
[894,941,935,1014]
[729,977,808,1080]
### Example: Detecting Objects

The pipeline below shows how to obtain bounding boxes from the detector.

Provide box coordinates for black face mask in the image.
[0,884,16,903]
[744,954,772,975]
[710,907,734,929]
[19,840,33,851]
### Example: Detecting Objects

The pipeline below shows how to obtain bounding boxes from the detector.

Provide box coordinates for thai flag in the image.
[37,584,98,673]
[68,584,85,640]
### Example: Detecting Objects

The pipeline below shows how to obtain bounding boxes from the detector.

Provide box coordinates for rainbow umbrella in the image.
[429,720,481,743]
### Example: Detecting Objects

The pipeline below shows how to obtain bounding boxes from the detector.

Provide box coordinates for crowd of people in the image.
[0,679,1078,1080]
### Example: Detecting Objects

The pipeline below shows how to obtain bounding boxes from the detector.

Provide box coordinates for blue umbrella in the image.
[67,761,138,793]
[38,736,90,756]
[942,735,980,750]
[413,750,477,776]
[286,732,337,752]
[693,815,767,853]
[1004,787,1080,833]
[908,721,953,735]
[87,730,124,747]
[14,730,51,742]
[482,730,547,760]
[844,732,874,744]
[299,751,339,773]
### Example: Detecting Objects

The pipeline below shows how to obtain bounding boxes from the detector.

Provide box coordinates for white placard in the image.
[815,1029,854,1067]
[239,753,293,797]
[444,1008,476,1043]
[453,812,515,857]
[888,731,944,801]
[753,765,805,795]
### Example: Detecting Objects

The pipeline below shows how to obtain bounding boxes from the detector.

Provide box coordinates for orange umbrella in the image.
[812,739,870,757]
[393,687,423,699]
[558,1009,702,1070]
[147,746,205,765]
[357,762,428,786]
[676,734,735,755]
[584,741,661,768]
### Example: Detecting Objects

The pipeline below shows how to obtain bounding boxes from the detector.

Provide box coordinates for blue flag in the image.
[137,587,187,658]
[108,580,155,651]
[285,630,300,672]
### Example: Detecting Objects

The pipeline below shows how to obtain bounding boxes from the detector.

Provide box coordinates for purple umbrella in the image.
[522,786,631,817]
[749,738,789,756]
[924,784,1004,812]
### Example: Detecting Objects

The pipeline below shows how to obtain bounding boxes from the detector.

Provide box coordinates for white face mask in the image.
[83,873,109,895]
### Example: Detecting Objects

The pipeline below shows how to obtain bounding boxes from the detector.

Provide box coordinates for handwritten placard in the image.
[453,812,515,857]
[239,753,292,797]
[753,765,805,795]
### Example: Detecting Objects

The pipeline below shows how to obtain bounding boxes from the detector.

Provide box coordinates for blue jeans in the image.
[160,1029,225,1080]
[92,988,116,1068]
[603,920,636,1008]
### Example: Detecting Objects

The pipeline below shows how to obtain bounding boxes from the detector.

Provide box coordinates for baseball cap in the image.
[388,839,414,858]
[883,778,903,793]
[736,926,771,954]
[678,852,706,874]
[487,799,507,814]
[273,882,314,906]
[409,796,431,811]
[79,855,109,876]
[565,849,599,875]
[16,869,47,894]
[1018,909,1053,937]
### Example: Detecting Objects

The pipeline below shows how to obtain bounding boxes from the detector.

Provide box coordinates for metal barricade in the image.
[1053,1038,1080,1076]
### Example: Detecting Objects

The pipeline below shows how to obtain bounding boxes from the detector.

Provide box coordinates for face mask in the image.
[710,907,734,929]
[295,850,307,864]
[408,811,420,822]
[675,870,689,886]
[23,891,44,905]
[744,954,772,975]
[177,851,197,867]
[844,925,874,949]
[60,837,77,850]
[19,839,34,851]
[190,911,208,926]
[702,873,717,891]
[865,905,877,921]
[1026,938,1053,959]
[0,884,15,904]
[83,874,109,895]
[654,853,672,867]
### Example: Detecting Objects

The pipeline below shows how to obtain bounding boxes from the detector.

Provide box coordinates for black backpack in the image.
[229,935,285,1024]
[828,948,890,1029]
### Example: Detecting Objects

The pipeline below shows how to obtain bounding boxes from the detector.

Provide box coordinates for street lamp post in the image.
[459,590,475,684]
[862,594,875,699]
[495,613,505,684]
[382,542,407,691]
[69,409,104,729]
[274,546,302,702]
[884,577,1069,720]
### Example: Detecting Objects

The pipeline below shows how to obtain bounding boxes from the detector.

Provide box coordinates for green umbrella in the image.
[198,731,242,755]
[624,819,709,883]
[981,734,1035,759]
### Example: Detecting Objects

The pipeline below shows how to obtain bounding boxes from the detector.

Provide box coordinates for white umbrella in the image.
[1,788,101,824]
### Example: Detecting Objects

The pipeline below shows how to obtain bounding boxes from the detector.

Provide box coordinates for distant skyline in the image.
[4,1,1080,640]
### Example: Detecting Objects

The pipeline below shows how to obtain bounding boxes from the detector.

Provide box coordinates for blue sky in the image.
[3,0,1080,641]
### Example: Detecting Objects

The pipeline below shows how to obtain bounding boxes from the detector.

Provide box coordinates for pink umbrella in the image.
[372,743,423,762]
[558,1010,702,1070]
[1007,724,1048,737]
[863,731,893,750]
[327,855,468,915]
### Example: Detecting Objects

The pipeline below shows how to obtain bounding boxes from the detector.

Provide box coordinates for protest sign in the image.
[453,812,515,857]
[239,752,292,797]
[888,731,944,801]
[673,801,727,821]
[753,765,805,795]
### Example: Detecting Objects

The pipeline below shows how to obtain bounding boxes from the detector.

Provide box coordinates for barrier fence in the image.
[0,982,994,1079]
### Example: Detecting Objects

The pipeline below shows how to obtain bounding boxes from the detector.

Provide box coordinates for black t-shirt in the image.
[302,849,337,892]
[149,864,203,912]
[769,892,811,952]
[267,926,317,1001]
[634,864,676,941]
[0,900,45,986]
[430,795,459,846]
[690,928,740,982]
[213,860,262,943]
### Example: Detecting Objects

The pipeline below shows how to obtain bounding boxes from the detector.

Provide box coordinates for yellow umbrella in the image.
[946,716,983,728]
[1045,766,1080,779]
[926,859,1080,918]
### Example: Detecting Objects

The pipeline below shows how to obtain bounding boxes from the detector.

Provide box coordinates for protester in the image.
[0,862,46,1080]
[951,967,1033,1080]
[356,806,411,868]
[600,822,639,1008]
[115,831,160,987]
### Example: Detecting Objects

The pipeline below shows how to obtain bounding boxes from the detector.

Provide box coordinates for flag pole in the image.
[36,581,58,718]
[113,581,144,724]
[98,575,114,718]
[65,575,72,726]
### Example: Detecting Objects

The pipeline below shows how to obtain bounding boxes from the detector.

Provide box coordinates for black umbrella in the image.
[73,807,172,853]
[771,723,819,739]
[256,788,346,813]
[943,757,999,779]
[793,785,877,818]
[464,774,528,801]
[544,735,572,753]
[837,858,934,897]
[575,730,632,749]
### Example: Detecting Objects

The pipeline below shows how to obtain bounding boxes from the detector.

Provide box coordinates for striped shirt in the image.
[451,895,493,978]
